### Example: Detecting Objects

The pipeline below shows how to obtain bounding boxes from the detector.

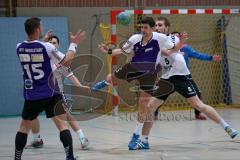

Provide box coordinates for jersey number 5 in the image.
[164,58,170,65]
[23,63,44,80]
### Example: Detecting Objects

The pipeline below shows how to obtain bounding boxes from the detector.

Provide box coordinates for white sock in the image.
[33,133,41,142]
[141,135,148,143]
[77,129,85,140]
[220,118,229,129]
[134,121,144,136]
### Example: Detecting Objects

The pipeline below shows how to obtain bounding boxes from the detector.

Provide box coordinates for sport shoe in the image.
[225,126,239,139]
[128,133,140,149]
[92,80,109,91]
[66,157,78,160]
[154,110,159,120]
[129,139,150,150]
[25,139,44,149]
[80,137,89,150]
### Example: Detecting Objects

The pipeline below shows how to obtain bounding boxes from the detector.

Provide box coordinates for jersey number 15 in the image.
[23,63,44,80]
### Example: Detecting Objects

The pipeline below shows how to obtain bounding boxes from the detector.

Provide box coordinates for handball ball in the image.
[117,12,131,26]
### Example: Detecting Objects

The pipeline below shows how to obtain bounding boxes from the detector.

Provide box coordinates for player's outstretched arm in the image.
[60,30,86,66]
[162,32,187,56]
[182,45,221,62]
[56,65,90,90]
[68,75,90,90]
[98,43,123,56]
[182,44,212,61]
[98,34,137,56]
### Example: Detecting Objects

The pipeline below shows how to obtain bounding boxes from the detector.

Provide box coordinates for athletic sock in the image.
[141,135,148,143]
[77,129,85,141]
[60,130,74,159]
[134,121,144,136]
[33,133,42,142]
[220,118,230,129]
[15,132,28,160]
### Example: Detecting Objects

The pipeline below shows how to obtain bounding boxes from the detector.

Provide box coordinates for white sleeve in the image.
[16,43,21,49]
[57,65,74,78]
[44,42,65,64]
[173,36,180,47]
[121,34,139,53]
[157,33,175,49]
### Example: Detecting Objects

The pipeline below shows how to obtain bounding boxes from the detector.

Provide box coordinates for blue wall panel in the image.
[0,17,69,116]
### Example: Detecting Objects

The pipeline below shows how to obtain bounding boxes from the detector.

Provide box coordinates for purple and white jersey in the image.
[122,32,174,71]
[16,40,65,100]
[122,32,174,62]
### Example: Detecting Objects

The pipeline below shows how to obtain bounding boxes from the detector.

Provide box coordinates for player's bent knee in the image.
[147,97,164,112]
[191,101,206,112]
[188,97,203,107]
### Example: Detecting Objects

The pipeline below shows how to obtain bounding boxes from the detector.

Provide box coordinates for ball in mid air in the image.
[117,12,131,26]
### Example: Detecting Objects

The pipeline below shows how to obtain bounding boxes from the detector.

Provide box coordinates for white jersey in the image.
[156,35,190,79]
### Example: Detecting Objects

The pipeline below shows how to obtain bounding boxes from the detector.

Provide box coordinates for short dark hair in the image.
[24,17,41,35]
[171,31,181,35]
[49,35,60,44]
[141,16,155,28]
[156,16,170,27]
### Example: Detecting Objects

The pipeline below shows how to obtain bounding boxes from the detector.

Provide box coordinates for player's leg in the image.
[176,75,238,139]
[128,69,159,150]
[51,115,76,160]
[187,75,206,120]
[15,119,31,160]
[14,100,42,160]
[187,96,238,138]
[129,79,172,150]
[31,118,40,137]
[154,106,160,120]
[131,78,178,150]
[128,91,150,150]
[129,96,165,150]
[92,63,132,91]
[136,95,160,149]
[45,94,76,160]
[66,112,89,149]
[25,118,44,148]
[142,97,165,140]
[153,78,175,120]
[194,91,207,120]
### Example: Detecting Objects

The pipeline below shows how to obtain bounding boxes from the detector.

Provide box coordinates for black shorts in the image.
[185,74,201,98]
[156,75,198,100]
[114,63,157,91]
[22,94,66,120]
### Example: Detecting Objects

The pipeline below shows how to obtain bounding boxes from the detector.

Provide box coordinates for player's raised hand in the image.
[98,43,108,54]
[43,29,54,42]
[213,54,221,62]
[70,30,86,45]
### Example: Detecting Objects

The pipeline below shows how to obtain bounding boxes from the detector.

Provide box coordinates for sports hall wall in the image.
[0,17,69,116]
[1,0,239,116]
